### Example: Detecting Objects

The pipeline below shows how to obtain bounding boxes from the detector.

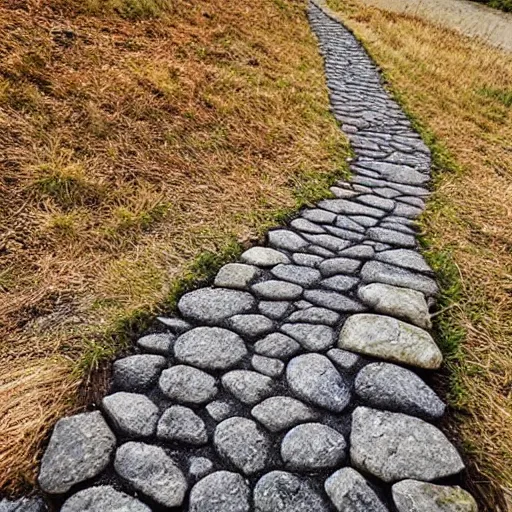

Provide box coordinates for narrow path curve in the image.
[2,3,479,511]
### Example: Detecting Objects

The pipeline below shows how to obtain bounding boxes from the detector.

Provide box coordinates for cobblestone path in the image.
[1,2,479,511]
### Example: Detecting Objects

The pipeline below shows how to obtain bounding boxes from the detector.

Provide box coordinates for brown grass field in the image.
[0,0,349,493]
[326,0,512,508]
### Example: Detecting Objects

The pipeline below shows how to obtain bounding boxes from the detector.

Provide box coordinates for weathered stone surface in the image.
[241,247,290,267]
[376,248,432,273]
[61,487,150,512]
[174,327,247,370]
[327,348,361,371]
[339,244,375,259]
[291,217,326,234]
[281,423,346,471]
[252,280,303,300]
[251,396,316,432]
[222,370,274,404]
[258,300,291,319]
[159,365,218,404]
[252,354,285,377]
[302,208,336,224]
[113,354,167,392]
[189,471,250,512]
[325,468,389,512]
[205,400,233,422]
[335,215,366,233]
[356,194,395,211]
[39,412,116,494]
[358,283,431,329]
[214,418,271,475]
[368,227,416,248]
[304,289,366,312]
[339,314,442,369]
[268,229,308,251]
[227,314,274,338]
[324,225,365,242]
[114,442,187,508]
[361,260,438,296]
[254,471,329,512]
[0,497,46,512]
[102,392,158,438]
[287,353,351,412]
[351,407,464,482]
[321,275,359,292]
[355,362,445,419]
[319,257,362,276]
[254,333,301,359]
[286,307,340,326]
[392,480,478,512]
[356,161,428,186]
[137,333,174,355]
[157,406,208,445]
[281,323,335,351]
[303,234,351,252]
[178,288,255,324]
[271,264,321,286]
[188,457,213,479]
[214,263,260,289]
[292,252,323,267]
[319,198,385,218]
[156,316,191,333]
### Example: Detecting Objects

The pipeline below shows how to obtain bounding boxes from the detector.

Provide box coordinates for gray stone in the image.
[361,260,438,296]
[159,365,218,404]
[252,280,303,300]
[356,194,395,211]
[157,406,208,445]
[189,471,250,512]
[325,468,389,512]
[303,234,351,252]
[254,471,329,512]
[281,323,334,351]
[137,333,173,355]
[392,480,478,512]
[113,355,167,392]
[302,208,336,224]
[38,412,116,494]
[334,215,366,233]
[189,457,213,479]
[295,299,313,309]
[178,288,255,324]
[114,442,187,508]
[304,289,366,312]
[352,175,429,197]
[258,300,291,319]
[290,218,326,234]
[349,214,379,227]
[350,407,465,482]
[252,355,285,377]
[0,498,46,512]
[241,247,290,267]
[292,252,323,267]
[156,317,191,334]
[319,198,385,218]
[319,257,362,276]
[356,161,428,186]
[102,392,158,438]
[339,244,375,259]
[307,244,335,257]
[205,400,233,422]
[394,203,423,218]
[281,423,346,471]
[271,264,321,286]
[61,487,150,512]
[174,327,247,370]
[330,186,359,198]
[252,397,316,432]
[376,248,432,273]
[268,229,308,251]
[339,314,442,369]
[254,333,301,359]
[214,263,260,289]
[286,307,340,326]
[222,370,274,404]
[327,348,361,371]
[287,354,351,412]
[227,314,274,338]
[368,227,416,248]
[214,418,271,475]
[358,283,431,329]
[321,275,359,292]
[355,363,446,419]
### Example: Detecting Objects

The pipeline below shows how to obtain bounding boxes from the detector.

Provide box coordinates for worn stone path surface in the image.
[2,2,479,511]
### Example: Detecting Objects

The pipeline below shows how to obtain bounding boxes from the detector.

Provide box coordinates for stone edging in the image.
[1,3,478,511]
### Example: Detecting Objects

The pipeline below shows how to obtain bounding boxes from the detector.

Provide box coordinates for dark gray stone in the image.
[334,215,366,233]
[251,396,316,432]
[252,355,285,377]
[271,264,321,286]
[304,289,366,312]
[268,229,308,251]
[323,225,365,242]
[281,323,335,351]
[286,307,340,326]
[252,280,303,300]
[102,392,158,438]
[287,354,351,412]
[327,348,361,371]
[0,498,46,512]
[61,487,150,512]
[137,333,174,355]
[174,327,247,370]
[38,411,116,494]
[114,442,187,508]
[113,355,167,392]
[319,198,385,218]
[157,406,208,445]
[222,370,274,404]
[159,365,218,404]
[254,333,301,359]
[319,257,362,276]
[258,300,291,319]
[214,418,271,475]
[214,263,260,289]
[281,423,346,471]
[368,227,416,248]
[189,471,250,512]
[227,314,274,338]
[241,247,290,267]
[303,234,351,252]
[178,288,255,324]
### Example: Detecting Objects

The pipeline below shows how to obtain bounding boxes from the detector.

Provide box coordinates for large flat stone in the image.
[61,487,150,512]
[304,289,366,312]
[159,365,218,404]
[39,412,116,494]
[227,314,274,338]
[350,407,464,482]
[252,280,303,300]
[254,333,301,360]
[268,229,308,251]
[286,307,340,326]
[271,264,321,286]
[214,263,260,289]
[113,355,167,392]
[221,370,274,405]
[157,406,208,445]
[281,323,335,351]
[376,248,432,273]
[241,247,290,267]
[339,314,442,369]
[174,327,247,370]
[251,396,317,432]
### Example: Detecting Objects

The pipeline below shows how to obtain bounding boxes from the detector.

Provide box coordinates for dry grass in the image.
[0,0,348,493]
[326,0,512,507]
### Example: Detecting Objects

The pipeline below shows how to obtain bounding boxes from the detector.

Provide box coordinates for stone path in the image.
[2,2,479,511]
